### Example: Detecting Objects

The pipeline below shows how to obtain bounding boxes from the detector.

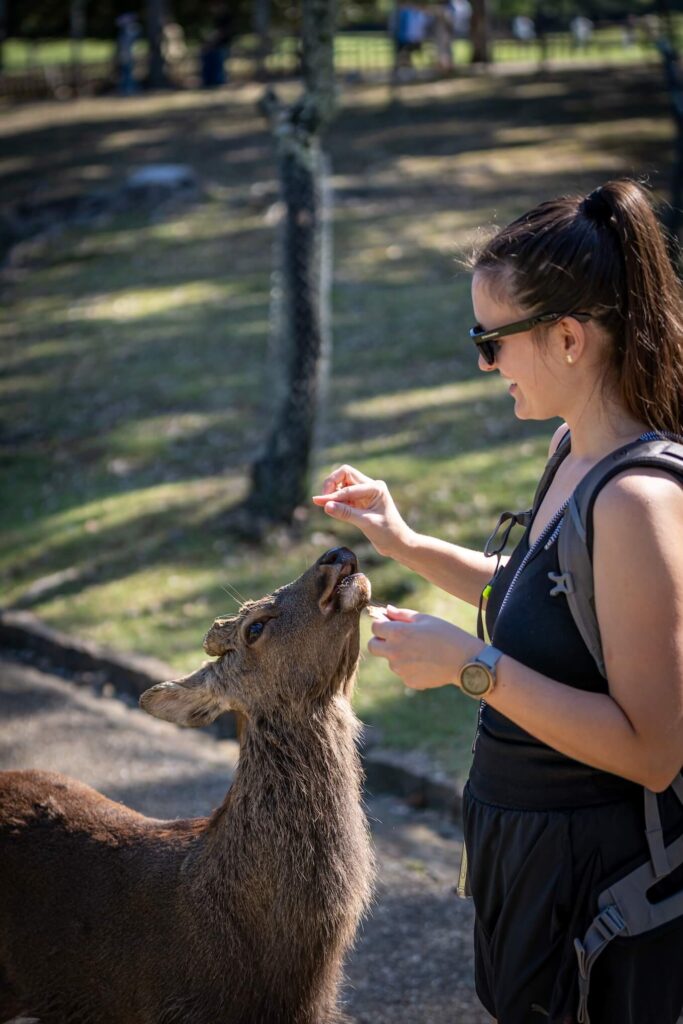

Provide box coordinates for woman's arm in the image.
[394,532,501,607]
[369,469,683,791]
[312,465,502,607]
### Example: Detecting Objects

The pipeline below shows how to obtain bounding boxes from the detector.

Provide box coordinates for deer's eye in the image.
[246,621,265,645]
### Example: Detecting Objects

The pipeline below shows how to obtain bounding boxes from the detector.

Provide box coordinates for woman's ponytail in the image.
[597,180,683,435]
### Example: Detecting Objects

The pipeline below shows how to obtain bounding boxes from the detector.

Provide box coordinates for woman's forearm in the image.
[394,530,504,607]
[367,607,676,791]
[485,653,673,791]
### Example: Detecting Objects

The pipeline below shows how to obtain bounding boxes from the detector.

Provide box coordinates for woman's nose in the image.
[478,352,496,372]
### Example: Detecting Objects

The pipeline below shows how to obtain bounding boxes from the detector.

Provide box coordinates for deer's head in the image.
[140,548,370,726]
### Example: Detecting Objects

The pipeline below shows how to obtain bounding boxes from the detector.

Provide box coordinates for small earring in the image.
[566,355,574,364]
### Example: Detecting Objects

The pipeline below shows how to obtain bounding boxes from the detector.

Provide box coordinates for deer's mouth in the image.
[335,571,371,613]
[319,564,371,615]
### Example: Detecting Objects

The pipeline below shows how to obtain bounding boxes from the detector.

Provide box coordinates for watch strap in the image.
[474,645,504,673]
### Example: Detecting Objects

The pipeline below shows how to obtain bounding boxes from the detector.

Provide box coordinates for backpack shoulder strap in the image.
[530,426,572,518]
[482,429,571,561]
[556,438,683,678]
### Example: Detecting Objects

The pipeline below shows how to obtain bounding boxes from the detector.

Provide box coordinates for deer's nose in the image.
[318,547,358,573]
[317,548,359,613]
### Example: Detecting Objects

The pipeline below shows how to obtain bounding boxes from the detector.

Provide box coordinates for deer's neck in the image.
[186,697,373,930]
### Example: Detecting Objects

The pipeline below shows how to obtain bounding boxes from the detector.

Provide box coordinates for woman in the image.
[312,179,683,1024]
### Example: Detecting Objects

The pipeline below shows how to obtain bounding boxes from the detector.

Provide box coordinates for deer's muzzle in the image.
[317,548,370,615]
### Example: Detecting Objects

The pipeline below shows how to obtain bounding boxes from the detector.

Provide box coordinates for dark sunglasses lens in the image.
[477,340,497,365]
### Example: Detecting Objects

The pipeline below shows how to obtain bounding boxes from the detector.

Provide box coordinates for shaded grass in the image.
[0,64,674,779]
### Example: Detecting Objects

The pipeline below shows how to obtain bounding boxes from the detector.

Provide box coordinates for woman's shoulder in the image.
[594,464,683,542]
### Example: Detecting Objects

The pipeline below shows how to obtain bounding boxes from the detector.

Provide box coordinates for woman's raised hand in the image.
[312,465,412,559]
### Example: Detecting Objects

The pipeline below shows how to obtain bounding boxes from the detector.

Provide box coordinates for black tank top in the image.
[468,490,643,811]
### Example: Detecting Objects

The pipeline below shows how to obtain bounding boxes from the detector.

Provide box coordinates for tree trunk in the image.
[470,0,491,65]
[655,29,683,252]
[145,0,168,89]
[0,0,7,75]
[248,0,337,524]
[252,0,272,78]
[70,0,85,95]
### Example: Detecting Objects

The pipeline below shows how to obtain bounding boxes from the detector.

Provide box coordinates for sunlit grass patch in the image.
[68,280,235,323]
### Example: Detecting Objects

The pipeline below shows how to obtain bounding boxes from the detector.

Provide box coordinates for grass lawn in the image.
[0,64,674,784]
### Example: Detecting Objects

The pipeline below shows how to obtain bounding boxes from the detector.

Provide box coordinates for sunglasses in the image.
[469,311,592,365]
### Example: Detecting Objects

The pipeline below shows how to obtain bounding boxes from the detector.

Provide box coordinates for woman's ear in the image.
[559,315,587,365]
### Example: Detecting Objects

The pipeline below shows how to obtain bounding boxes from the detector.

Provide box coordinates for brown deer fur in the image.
[0,547,375,1024]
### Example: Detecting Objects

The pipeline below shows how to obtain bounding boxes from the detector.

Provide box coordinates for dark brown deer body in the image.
[0,548,375,1024]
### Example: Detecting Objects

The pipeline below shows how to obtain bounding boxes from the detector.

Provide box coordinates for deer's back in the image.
[0,770,218,1023]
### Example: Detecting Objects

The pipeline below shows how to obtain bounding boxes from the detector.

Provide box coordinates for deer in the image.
[0,547,376,1024]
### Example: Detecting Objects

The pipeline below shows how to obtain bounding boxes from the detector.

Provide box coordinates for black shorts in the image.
[462,783,683,1024]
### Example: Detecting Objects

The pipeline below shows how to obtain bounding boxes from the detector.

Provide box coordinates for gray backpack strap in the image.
[644,777,683,878]
[556,439,683,678]
[575,818,683,1024]
[645,788,674,878]
[574,904,627,1024]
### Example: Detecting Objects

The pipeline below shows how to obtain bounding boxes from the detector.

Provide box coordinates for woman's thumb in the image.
[386,605,419,621]
[323,500,360,523]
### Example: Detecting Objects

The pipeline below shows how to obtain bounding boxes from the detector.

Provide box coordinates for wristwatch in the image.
[458,645,504,698]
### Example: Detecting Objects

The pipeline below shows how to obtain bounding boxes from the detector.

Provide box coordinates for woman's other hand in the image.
[367,605,483,690]
[312,465,413,559]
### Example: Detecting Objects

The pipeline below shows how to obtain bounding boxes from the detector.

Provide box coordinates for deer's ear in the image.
[203,616,238,657]
[140,665,224,727]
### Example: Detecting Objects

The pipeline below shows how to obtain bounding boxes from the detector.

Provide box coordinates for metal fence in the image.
[0,29,659,102]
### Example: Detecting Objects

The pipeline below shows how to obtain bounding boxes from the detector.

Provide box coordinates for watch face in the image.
[461,663,492,697]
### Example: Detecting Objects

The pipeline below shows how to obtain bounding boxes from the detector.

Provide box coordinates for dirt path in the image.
[0,655,489,1023]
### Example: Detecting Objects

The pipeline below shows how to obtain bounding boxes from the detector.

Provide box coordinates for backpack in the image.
[475,431,683,1024]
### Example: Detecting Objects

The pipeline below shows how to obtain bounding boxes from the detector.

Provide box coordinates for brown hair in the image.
[471,179,683,435]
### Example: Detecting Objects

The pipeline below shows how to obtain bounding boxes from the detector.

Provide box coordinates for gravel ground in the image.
[0,655,489,1024]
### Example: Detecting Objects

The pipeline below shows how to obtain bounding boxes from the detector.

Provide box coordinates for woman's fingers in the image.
[370,618,390,639]
[321,501,364,524]
[311,483,382,509]
[367,636,388,658]
[370,616,410,640]
[319,464,372,496]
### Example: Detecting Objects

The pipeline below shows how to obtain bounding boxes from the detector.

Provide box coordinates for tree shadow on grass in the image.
[2,380,546,619]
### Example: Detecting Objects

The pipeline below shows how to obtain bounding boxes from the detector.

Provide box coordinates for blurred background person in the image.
[570,14,594,50]
[115,12,140,96]
[200,3,234,88]
[430,0,457,74]
[390,1,429,81]
[512,14,536,43]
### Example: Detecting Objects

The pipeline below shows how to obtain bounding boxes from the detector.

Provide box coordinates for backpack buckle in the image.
[595,904,626,939]
[548,570,575,597]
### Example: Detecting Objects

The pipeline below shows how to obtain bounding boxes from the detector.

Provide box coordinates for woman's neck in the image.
[561,389,649,463]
